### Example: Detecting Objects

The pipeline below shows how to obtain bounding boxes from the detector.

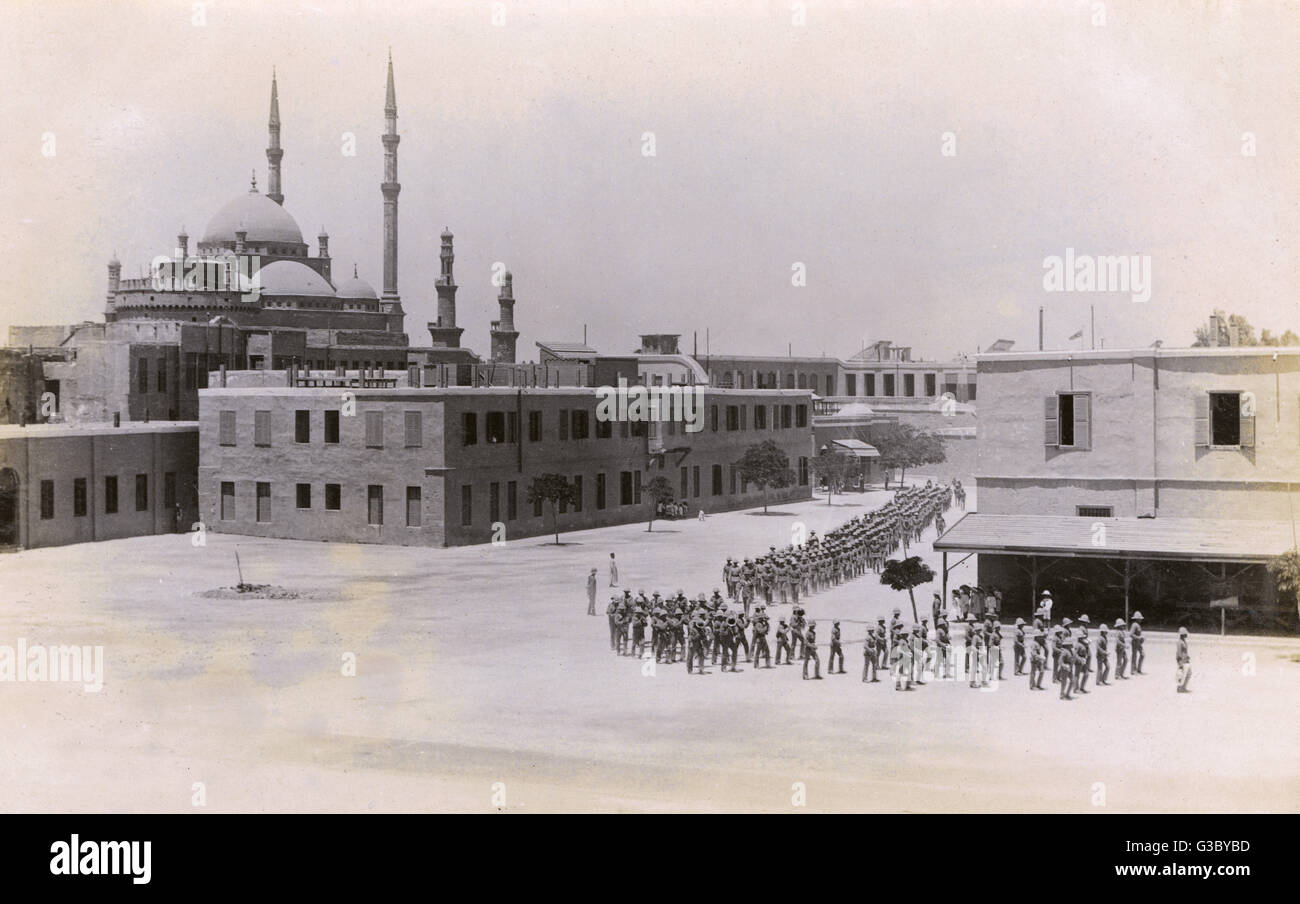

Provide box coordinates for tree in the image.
[644,475,675,532]
[1267,549,1300,620]
[1282,330,1300,346]
[879,556,935,623]
[735,440,795,513]
[809,449,854,505]
[525,473,577,544]
[1193,310,1295,348]
[874,424,947,487]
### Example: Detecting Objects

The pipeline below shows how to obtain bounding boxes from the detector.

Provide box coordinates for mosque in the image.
[6,55,516,425]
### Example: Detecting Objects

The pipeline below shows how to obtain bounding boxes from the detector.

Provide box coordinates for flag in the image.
[1069,328,1084,340]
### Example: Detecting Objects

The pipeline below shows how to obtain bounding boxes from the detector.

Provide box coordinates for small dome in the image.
[253,260,336,297]
[835,402,875,418]
[202,189,304,245]
[335,266,378,299]
[441,227,453,239]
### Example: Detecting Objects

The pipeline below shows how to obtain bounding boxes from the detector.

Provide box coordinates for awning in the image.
[933,513,1295,564]
[829,439,880,458]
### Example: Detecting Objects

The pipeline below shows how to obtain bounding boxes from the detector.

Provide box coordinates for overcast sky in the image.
[1,0,1297,359]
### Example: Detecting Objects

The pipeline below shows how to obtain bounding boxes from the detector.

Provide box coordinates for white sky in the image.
[1,0,1297,359]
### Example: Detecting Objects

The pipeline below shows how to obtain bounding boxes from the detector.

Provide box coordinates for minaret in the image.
[266,68,284,205]
[427,228,463,348]
[317,228,331,282]
[381,51,400,301]
[104,253,121,322]
[490,271,519,363]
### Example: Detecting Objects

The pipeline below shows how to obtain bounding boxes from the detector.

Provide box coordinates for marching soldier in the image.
[1057,636,1075,700]
[893,629,913,690]
[733,609,751,663]
[751,605,772,668]
[802,621,823,680]
[828,621,845,674]
[631,606,648,659]
[1176,627,1192,693]
[1013,618,1027,675]
[989,620,1004,681]
[790,606,808,661]
[687,614,709,675]
[875,617,889,670]
[1095,623,1110,685]
[606,594,621,650]
[1113,618,1129,679]
[1130,611,1146,674]
[863,628,879,682]
[963,616,975,678]
[1029,631,1047,690]
[721,615,740,672]
[1073,625,1090,694]
[775,619,794,666]
[935,619,951,680]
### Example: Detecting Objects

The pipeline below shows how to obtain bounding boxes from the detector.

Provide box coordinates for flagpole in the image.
[1090,305,1095,350]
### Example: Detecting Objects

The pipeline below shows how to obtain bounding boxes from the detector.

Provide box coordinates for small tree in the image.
[644,475,675,532]
[735,439,796,513]
[875,423,946,487]
[1267,549,1300,620]
[525,473,577,544]
[809,449,854,505]
[880,556,935,623]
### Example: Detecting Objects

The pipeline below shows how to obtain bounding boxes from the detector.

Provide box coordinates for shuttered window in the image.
[1199,391,1252,448]
[1046,393,1090,450]
[219,410,236,446]
[365,411,384,448]
[404,410,422,447]
[406,486,421,527]
[254,410,271,447]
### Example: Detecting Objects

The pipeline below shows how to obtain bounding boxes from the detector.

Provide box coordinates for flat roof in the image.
[933,512,1296,563]
[199,385,815,398]
[978,346,1300,364]
[0,421,199,440]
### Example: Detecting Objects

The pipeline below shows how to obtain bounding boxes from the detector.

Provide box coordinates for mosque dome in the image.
[254,260,336,296]
[201,188,305,245]
[335,266,378,299]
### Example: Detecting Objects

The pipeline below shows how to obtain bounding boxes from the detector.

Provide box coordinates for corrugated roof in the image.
[536,340,598,358]
[933,513,1295,563]
[830,438,880,458]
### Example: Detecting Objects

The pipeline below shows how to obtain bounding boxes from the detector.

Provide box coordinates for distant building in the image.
[0,422,198,550]
[936,345,1300,627]
[198,384,815,546]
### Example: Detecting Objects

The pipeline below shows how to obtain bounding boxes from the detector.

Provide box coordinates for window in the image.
[966,382,977,401]
[1077,505,1113,518]
[507,481,518,520]
[325,483,341,511]
[256,482,270,522]
[324,410,340,444]
[460,484,472,526]
[680,466,688,499]
[40,480,54,519]
[296,483,311,509]
[1198,391,1252,449]
[532,490,543,518]
[781,405,792,429]
[596,418,612,439]
[528,411,542,442]
[219,481,234,519]
[138,358,149,394]
[904,374,915,397]
[571,410,589,440]
[486,411,506,444]
[692,465,700,498]
[368,485,384,525]
[739,406,747,430]
[73,478,87,517]
[864,373,876,396]
[219,410,236,446]
[711,405,719,432]
[405,411,422,447]
[507,411,518,443]
[620,471,634,506]
[135,474,148,511]
[798,457,809,486]
[711,465,722,496]
[925,374,936,397]
[725,406,739,430]
[596,473,607,510]
[295,410,310,443]
[883,374,895,396]
[572,475,583,512]
[1045,393,1091,450]
[633,471,642,505]
[164,472,176,510]
[365,410,384,448]
[729,464,737,495]
[825,375,834,395]
[157,361,167,393]
[796,405,808,428]
[846,374,857,396]
[754,405,767,429]
[490,482,501,523]
[407,487,422,527]
[558,410,569,441]
[619,421,629,439]
[254,410,271,447]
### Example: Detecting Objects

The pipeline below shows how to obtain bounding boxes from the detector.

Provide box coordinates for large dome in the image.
[202,189,304,245]
[254,260,336,297]
[335,269,378,299]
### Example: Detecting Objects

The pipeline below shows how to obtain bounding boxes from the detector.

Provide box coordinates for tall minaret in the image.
[427,228,463,348]
[490,271,520,363]
[266,68,284,205]
[381,50,401,301]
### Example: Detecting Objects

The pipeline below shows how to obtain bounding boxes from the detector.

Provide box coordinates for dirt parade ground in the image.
[2,486,1297,813]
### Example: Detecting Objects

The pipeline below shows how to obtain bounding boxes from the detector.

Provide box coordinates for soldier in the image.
[1130,611,1146,674]
[733,608,751,663]
[721,615,740,672]
[863,628,879,682]
[752,605,772,668]
[1029,631,1047,690]
[1095,623,1110,685]
[828,621,845,674]
[989,620,1004,681]
[1050,625,1064,677]
[790,606,808,661]
[1073,627,1090,694]
[968,625,985,688]
[1176,627,1191,692]
[606,594,621,650]
[935,619,951,680]
[687,614,709,675]
[1113,618,1129,679]
[1057,637,1075,700]
[631,606,648,659]
[615,601,631,656]
[963,616,975,677]
[802,621,823,679]
[587,568,599,615]
[893,630,913,690]
[711,605,728,665]
[875,617,889,671]
[1012,618,1027,675]
[912,624,927,684]
[775,619,794,666]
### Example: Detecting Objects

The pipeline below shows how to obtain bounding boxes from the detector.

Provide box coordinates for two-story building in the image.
[935,346,1300,630]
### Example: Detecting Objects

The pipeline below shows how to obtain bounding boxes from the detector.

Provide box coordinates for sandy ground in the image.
[2,484,1298,813]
